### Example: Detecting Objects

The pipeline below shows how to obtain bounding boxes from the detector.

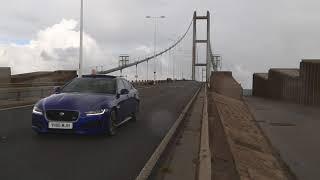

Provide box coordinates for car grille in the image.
[46,110,79,122]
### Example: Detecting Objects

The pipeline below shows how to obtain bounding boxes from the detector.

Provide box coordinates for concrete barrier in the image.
[252,73,268,97]
[198,85,212,180]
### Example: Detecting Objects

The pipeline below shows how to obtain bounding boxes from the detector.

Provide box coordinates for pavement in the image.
[208,72,293,180]
[245,96,320,180]
[151,87,204,180]
[0,81,200,180]
[211,93,290,180]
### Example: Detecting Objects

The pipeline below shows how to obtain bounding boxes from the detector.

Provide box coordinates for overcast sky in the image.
[0,0,320,88]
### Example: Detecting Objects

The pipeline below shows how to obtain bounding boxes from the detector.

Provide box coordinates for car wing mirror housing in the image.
[120,89,129,95]
[53,86,61,94]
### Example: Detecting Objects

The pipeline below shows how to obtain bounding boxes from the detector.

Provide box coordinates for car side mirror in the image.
[120,89,129,95]
[53,86,61,94]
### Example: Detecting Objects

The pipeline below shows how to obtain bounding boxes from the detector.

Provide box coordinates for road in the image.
[0,81,201,180]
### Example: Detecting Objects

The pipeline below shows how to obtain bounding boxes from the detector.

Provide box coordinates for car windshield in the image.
[61,77,116,94]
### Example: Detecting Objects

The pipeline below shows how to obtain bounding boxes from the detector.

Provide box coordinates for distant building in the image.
[253,59,320,106]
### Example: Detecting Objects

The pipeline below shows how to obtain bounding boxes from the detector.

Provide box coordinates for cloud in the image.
[0,19,117,74]
[230,65,252,89]
[1,0,320,87]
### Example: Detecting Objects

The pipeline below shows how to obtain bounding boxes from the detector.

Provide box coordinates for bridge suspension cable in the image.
[98,19,193,75]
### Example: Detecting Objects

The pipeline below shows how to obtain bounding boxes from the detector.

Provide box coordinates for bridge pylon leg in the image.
[192,11,211,82]
[192,11,197,81]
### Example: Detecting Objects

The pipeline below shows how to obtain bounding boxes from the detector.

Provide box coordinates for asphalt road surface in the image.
[0,81,200,180]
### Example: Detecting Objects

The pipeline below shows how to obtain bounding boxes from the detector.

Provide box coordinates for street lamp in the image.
[78,0,84,77]
[146,15,166,83]
[168,38,175,80]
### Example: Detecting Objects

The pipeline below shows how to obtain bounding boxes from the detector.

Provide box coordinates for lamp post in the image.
[146,15,165,83]
[78,0,84,77]
[168,38,175,80]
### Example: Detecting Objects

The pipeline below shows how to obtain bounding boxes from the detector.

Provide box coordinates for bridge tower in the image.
[192,11,211,82]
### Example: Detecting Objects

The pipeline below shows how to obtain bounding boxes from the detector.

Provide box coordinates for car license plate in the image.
[48,122,73,129]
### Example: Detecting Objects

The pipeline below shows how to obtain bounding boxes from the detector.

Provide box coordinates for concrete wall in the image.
[252,73,268,97]
[252,59,320,106]
[267,69,300,100]
[210,71,243,100]
[0,67,11,83]
[268,69,284,99]
[300,60,320,105]
[282,76,301,103]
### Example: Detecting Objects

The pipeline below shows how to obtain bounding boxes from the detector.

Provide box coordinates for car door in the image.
[127,80,138,114]
[123,80,135,115]
[116,79,129,122]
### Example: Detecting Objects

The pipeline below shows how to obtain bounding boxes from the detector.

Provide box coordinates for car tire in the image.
[107,110,117,136]
[131,112,137,122]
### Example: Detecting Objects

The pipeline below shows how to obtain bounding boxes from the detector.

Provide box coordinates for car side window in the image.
[123,80,132,90]
[117,79,125,93]
[128,81,133,89]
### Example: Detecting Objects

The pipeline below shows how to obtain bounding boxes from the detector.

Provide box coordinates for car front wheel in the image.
[107,110,117,136]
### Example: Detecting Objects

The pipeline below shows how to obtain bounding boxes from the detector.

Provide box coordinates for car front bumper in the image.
[32,112,111,135]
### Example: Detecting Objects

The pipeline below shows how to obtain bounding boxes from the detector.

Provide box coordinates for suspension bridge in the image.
[96,11,221,83]
[0,10,295,180]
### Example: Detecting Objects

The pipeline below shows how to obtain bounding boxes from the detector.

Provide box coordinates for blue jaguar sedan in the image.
[32,75,140,135]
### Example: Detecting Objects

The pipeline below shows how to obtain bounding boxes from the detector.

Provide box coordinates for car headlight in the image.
[85,109,107,116]
[33,105,43,115]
